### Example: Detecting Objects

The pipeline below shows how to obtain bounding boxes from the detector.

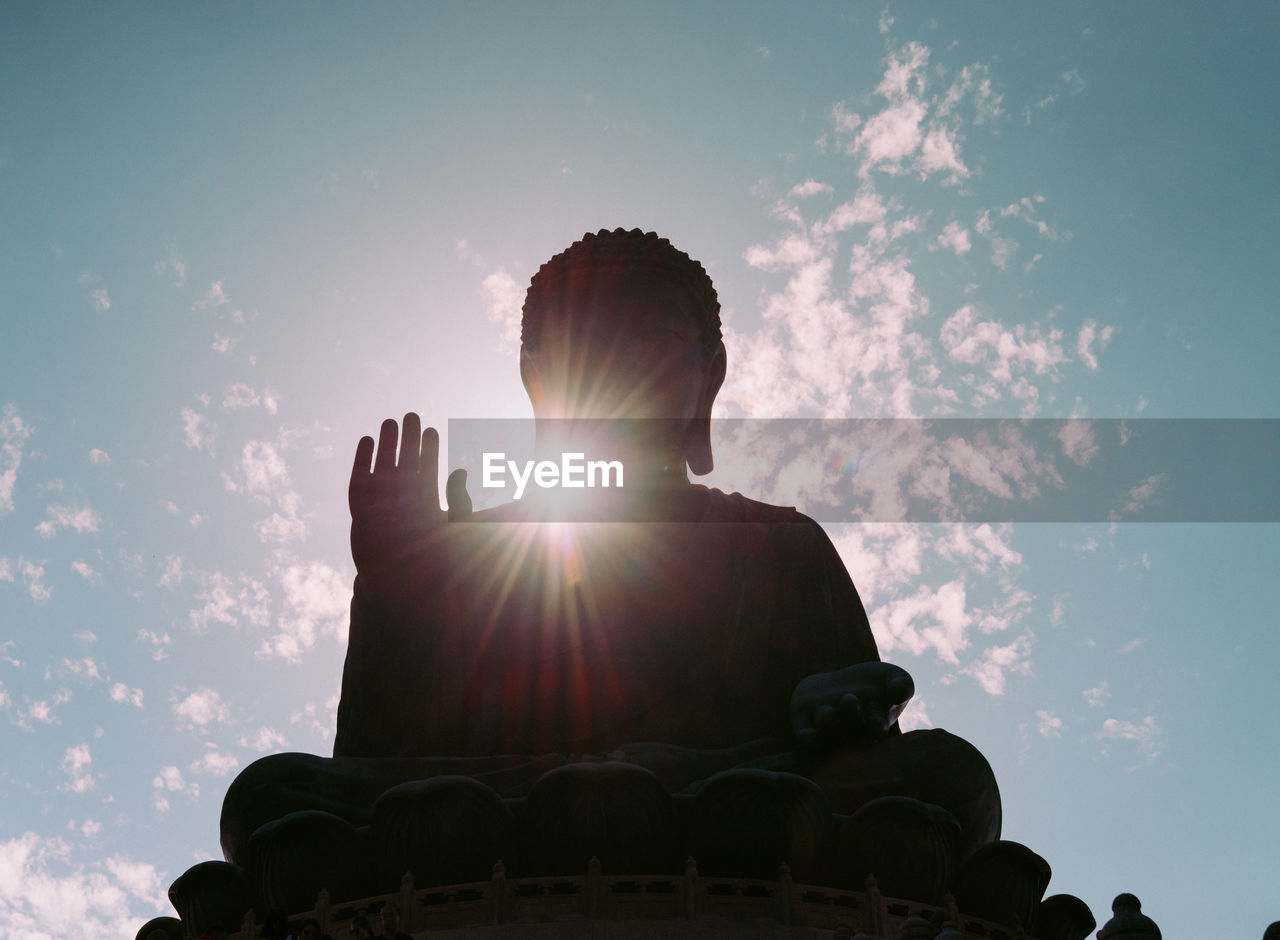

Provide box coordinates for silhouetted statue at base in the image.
[222,229,1001,888]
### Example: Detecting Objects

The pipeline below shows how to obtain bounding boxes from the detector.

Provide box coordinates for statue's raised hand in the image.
[348,413,472,584]
[791,662,915,751]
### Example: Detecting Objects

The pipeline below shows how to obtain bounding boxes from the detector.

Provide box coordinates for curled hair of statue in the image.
[521,227,723,356]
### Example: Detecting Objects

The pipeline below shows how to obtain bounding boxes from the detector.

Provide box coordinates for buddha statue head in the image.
[519,228,727,478]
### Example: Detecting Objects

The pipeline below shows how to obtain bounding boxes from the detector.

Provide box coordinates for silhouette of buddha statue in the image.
[220,229,1001,884]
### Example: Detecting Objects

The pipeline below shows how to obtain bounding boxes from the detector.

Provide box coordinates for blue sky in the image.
[2,3,1278,936]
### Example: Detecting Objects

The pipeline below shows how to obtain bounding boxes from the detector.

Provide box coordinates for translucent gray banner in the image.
[447,419,1280,523]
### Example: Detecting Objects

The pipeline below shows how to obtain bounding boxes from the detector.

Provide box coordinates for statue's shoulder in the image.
[702,487,815,527]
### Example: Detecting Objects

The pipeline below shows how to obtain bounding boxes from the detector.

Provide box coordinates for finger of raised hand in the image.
[814,704,838,733]
[374,418,400,473]
[349,435,376,510]
[420,425,441,510]
[400,412,422,472]
[446,468,472,520]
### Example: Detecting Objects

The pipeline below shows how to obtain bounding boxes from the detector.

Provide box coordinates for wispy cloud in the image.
[70,559,102,584]
[136,629,172,661]
[1035,709,1063,738]
[154,249,188,287]
[239,725,287,752]
[59,743,97,793]
[0,833,170,935]
[35,504,102,539]
[19,558,51,604]
[961,632,1034,695]
[192,280,228,311]
[109,683,143,708]
[188,570,270,633]
[180,407,215,455]
[188,746,239,777]
[77,272,111,312]
[1082,681,1108,707]
[88,448,110,466]
[1098,715,1162,762]
[480,267,524,353]
[171,687,231,730]
[258,560,348,663]
[1,404,33,514]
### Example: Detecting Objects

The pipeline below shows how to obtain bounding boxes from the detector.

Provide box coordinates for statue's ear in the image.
[520,346,542,406]
[686,341,726,476]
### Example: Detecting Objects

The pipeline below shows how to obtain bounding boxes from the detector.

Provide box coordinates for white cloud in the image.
[1099,715,1162,760]
[872,579,972,664]
[189,746,240,777]
[221,382,261,410]
[1,404,34,514]
[157,555,184,589]
[962,632,1034,695]
[70,559,102,584]
[258,561,349,663]
[60,743,97,793]
[1076,320,1114,370]
[238,440,291,501]
[1082,681,1108,707]
[58,657,102,683]
[480,267,524,353]
[152,766,185,792]
[154,250,188,287]
[239,725,287,752]
[88,448,110,466]
[192,280,228,310]
[941,305,1067,407]
[35,503,101,538]
[0,834,171,937]
[937,220,971,255]
[188,570,271,633]
[1057,419,1098,465]
[0,556,11,582]
[916,125,969,183]
[19,558,51,604]
[989,236,1017,270]
[897,695,932,732]
[109,683,143,708]
[1117,473,1165,517]
[1035,709,1063,739]
[180,407,214,454]
[289,690,340,743]
[136,629,172,661]
[789,179,833,199]
[1000,195,1068,242]
[17,688,72,729]
[172,688,230,729]
[78,272,111,312]
[254,512,308,545]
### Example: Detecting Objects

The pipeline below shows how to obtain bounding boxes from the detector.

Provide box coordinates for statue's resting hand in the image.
[791,662,915,751]
[348,413,472,584]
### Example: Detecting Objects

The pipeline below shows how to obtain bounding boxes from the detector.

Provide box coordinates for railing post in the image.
[587,856,602,920]
[778,863,793,926]
[489,860,506,925]
[398,871,415,932]
[683,856,699,920]
[865,874,884,938]
[315,888,330,934]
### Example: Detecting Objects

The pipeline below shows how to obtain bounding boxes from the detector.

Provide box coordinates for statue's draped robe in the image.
[334,487,879,764]
[221,488,1000,866]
